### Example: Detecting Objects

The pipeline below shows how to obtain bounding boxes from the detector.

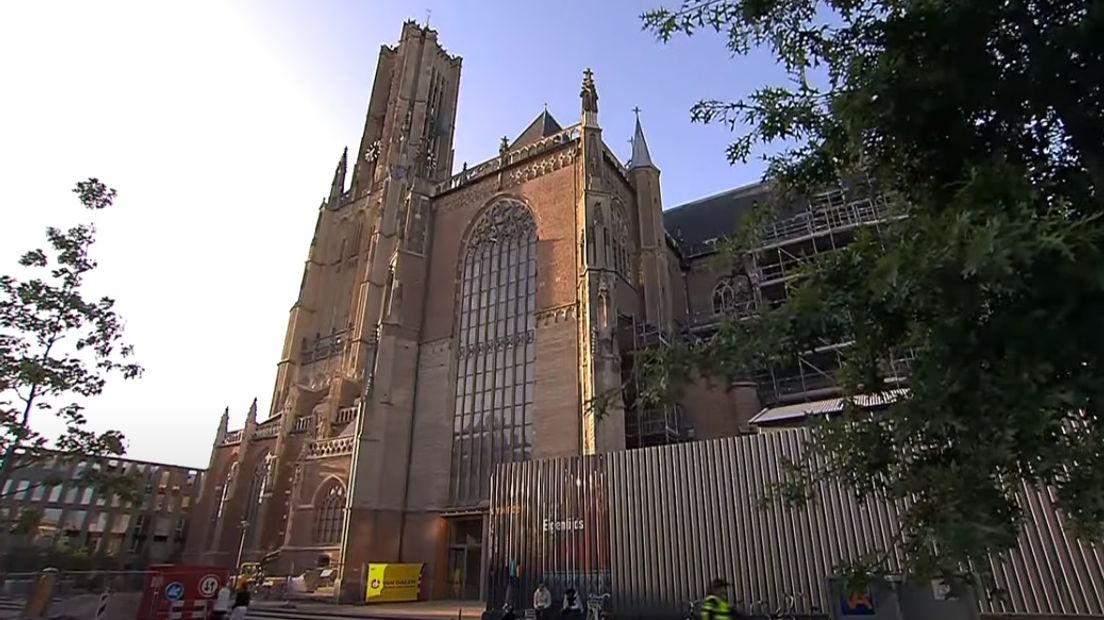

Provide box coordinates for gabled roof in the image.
[662,182,770,256]
[510,109,563,149]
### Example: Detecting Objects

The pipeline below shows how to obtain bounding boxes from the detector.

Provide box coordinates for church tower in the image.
[256,20,462,591]
[628,111,674,328]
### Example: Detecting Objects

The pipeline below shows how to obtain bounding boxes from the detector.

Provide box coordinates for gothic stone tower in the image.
[186,21,681,602]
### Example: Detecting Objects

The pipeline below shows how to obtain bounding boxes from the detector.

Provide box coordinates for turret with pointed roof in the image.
[627,109,672,328]
[629,109,656,170]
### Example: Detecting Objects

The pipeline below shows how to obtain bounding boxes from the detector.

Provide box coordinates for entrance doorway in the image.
[445,517,483,600]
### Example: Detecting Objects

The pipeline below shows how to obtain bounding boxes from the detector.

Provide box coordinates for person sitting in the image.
[561,587,583,618]
[533,583,552,620]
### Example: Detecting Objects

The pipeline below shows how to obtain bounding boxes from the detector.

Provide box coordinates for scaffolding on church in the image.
[620,315,694,449]
[748,178,911,405]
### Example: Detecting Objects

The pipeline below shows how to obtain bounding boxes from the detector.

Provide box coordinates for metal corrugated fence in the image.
[487,429,1104,617]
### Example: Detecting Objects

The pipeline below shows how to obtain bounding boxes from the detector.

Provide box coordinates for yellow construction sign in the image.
[366,563,423,603]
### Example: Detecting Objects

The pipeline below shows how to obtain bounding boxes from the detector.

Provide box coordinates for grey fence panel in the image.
[487,428,1104,618]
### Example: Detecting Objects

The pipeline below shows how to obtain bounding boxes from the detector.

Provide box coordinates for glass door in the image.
[446,517,484,600]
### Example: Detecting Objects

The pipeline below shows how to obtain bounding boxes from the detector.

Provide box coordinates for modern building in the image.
[0,454,204,569]
[183,21,895,601]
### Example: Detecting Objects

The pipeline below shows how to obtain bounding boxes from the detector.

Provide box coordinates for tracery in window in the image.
[242,454,267,549]
[610,205,630,279]
[450,199,536,505]
[711,277,755,317]
[313,480,346,544]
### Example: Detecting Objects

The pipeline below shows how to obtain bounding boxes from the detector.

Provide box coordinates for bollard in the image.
[23,567,59,619]
[94,588,111,620]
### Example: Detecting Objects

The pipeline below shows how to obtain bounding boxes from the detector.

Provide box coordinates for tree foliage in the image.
[0,179,143,505]
[642,0,1103,583]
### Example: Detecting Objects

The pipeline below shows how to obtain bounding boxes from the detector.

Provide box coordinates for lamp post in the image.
[235,520,249,569]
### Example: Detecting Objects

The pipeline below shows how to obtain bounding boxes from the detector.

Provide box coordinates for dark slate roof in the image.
[662,182,771,256]
[510,110,563,149]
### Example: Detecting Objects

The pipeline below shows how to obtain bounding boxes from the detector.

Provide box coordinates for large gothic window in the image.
[610,205,630,279]
[450,199,537,505]
[313,480,346,545]
[242,455,267,549]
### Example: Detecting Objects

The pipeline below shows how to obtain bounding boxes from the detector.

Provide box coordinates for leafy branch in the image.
[642,0,1104,579]
[0,179,144,504]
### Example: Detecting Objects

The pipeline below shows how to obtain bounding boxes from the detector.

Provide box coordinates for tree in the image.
[0,179,143,505]
[641,0,1103,585]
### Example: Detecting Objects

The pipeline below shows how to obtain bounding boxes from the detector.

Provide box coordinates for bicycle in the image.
[586,593,611,620]
[682,599,701,620]
[748,593,804,620]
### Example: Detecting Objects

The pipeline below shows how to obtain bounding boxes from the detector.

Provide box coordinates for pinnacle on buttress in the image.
[329,147,348,202]
[215,406,230,444]
[629,107,656,170]
[247,397,258,424]
[581,68,599,115]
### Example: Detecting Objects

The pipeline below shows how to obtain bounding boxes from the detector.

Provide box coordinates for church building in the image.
[183,21,896,601]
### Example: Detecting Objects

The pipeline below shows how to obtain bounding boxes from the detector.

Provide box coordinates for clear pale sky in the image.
[0,1,778,469]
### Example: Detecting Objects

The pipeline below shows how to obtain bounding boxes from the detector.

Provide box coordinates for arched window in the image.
[712,277,755,317]
[241,455,267,550]
[313,480,346,544]
[712,280,737,315]
[610,205,630,279]
[451,199,537,505]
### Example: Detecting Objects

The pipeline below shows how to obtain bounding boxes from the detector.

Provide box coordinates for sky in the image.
[0,1,780,469]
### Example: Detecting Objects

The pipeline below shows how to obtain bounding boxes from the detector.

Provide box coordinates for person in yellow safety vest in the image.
[701,578,732,620]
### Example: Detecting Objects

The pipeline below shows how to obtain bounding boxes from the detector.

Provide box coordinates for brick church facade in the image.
[184,21,897,601]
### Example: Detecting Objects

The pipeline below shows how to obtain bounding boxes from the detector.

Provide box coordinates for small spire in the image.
[247,398,258,424]
[499,136,509,156]
[329,147,348,202]
[215,406,230,443]
[581,68,598,115]
[629,109,655,170]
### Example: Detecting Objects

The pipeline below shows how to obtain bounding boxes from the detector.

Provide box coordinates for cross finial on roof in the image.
[632,106,642,117]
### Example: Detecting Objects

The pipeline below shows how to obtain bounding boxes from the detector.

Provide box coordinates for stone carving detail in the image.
[535,303,578,327]
[505,146,578,188]
[434,125,580,196]
[253,421,279,439]
[291,415,315,434]
[466,199,536,254]
[259,451,278,496]
[457,331,534,359]
[581,68,599,114]
[307,436,355,459]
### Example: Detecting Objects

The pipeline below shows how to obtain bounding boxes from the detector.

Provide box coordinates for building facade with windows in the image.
[0,455,204,570]
[184,21,895,601]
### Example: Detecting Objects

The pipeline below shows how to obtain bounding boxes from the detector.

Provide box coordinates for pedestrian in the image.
[533,583,552,620]
[700,578,732,620]
[229,577,251,620]
[211,582,232,620]
[561,587,583,619]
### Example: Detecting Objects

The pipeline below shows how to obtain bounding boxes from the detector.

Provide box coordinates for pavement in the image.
[249,600,485,620]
